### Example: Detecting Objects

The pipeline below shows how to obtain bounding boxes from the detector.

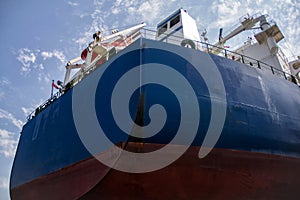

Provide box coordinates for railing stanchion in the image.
[283,72,287,80]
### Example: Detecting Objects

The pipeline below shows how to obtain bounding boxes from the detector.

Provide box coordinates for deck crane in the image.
[211,14,283,55]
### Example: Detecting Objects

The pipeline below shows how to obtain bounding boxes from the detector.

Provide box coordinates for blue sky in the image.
[0,0,299,199]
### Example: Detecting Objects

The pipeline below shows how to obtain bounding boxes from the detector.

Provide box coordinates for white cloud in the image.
[73,4,108,49]
[111,7,120,14]
[21,98,46,118]
[111,0,162,25]
[0,78,10,86]
[67,1,79,6]
[39,64,44,70]
[16,48,37,73]
[0,91,4,100]
[40,50,66,64]
[21,107,34,117]
[207,0,300,59]
[0,177,8,189]
[131,0,163,24]
[36,72,51,83]
[210,0,246,30]
[213,0,241,16]
[40,51,52,59]
[73,36,90,49]
[16,47,66,80]
[0,108,23,131]
[0,129,18,158]
[0,78,10,101]
[114,0,123,6]
[73,0,166,50]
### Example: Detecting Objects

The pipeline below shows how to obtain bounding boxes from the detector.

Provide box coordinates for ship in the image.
[10,9,300,199]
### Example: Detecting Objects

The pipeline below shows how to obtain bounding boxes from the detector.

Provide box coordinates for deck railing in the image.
[141,28,293,81]
[26,28,297,121]
[26,91,62,121]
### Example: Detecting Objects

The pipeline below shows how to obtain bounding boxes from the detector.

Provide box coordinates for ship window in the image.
[170,15,180,28]
[158,23,168,37]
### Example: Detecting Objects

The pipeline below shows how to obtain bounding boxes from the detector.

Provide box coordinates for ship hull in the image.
[10,38,300,199]
[11,143,300,200]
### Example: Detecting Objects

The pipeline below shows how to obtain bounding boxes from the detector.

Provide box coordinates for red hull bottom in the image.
[11,143,300,200]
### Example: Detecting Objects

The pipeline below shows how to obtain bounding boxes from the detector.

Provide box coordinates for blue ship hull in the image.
[10,38,300,199]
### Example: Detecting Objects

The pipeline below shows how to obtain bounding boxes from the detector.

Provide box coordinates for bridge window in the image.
[158,23,168,37]
[170,15,180,28]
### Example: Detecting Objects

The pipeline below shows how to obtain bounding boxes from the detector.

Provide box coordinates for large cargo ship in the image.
[10,9,300,199]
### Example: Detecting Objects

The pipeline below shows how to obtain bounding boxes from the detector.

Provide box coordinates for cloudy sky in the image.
[0,0,299,199]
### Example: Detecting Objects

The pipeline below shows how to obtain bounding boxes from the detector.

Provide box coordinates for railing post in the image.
[271,66,274,74]
[283,72,287,80]
[257,61,261,69]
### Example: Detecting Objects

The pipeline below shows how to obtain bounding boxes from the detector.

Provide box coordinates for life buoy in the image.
[81,48,88,60]
[181,39,196,49]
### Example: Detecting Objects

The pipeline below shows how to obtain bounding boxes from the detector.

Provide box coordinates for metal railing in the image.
[26,91,62,121]
[141,28,294,81]
[26,28,296,121]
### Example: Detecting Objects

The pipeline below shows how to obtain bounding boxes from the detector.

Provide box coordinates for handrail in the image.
[26,27,296,121]
[26,91,62,121]
[141,28,294,80]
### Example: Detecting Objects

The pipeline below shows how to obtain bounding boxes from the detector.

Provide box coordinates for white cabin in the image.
[156,9,200,49]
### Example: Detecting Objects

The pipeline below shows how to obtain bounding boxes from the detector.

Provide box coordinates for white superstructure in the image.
[156,9,200,49]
